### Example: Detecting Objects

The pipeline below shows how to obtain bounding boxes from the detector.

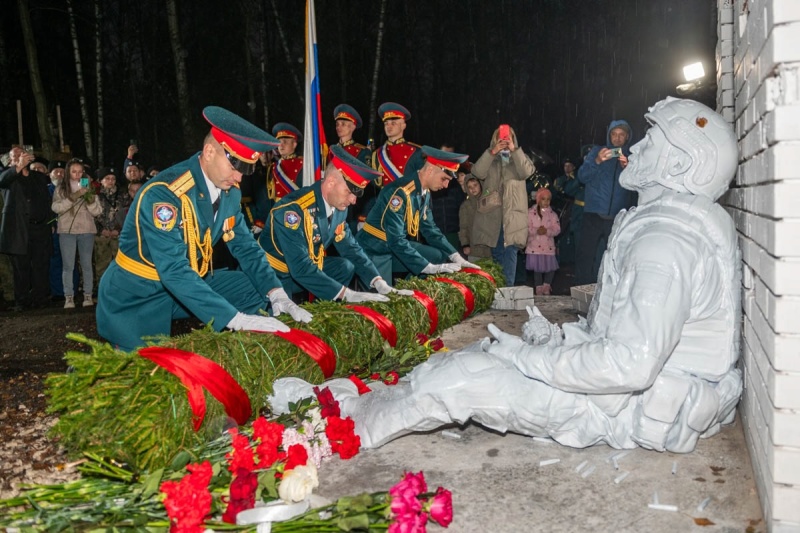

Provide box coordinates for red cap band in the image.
[426,155,461,172]
[382,110,406,121]
[275,129,299,140]
[210,127,260,163]
[335,111,357,123]
[331,153,369,188]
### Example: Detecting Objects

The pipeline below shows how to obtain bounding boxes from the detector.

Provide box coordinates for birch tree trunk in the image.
[367,0,388,143]
[66,0,94,161]
[269,0,303,104]
[94,0,104,165]
[17,0,56,157]
[165,0,194,153]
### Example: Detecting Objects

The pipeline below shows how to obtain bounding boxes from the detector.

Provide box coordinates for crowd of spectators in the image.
[0,143,157,311]
[1,119,638,311]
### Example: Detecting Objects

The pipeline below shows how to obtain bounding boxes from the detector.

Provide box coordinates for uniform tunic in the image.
[371,139,423,187]
[268,155,304,200]
[259,180,381,300]
[96,154,284,351]
[357,173,457,280]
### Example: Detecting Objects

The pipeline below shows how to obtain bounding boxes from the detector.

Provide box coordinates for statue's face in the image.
[620,124,669,191]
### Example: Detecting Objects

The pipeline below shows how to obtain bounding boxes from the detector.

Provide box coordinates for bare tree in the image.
[94,0,104,165]
[66,0,94,160]
[269,0,303,104]
[0,23,14,143]
[366,0,387,142]
[16,0,56,156]
[165,0,194,153]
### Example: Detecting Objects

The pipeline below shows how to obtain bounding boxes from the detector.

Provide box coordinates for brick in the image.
[743,288,800,372]
[770,0,800,27]
[765,106,800,142]
[513,298,536,311]
[726,182,800,218]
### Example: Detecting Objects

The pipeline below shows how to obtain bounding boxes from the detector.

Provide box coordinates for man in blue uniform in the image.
[97,106,312,351]
[357,146,481,282]
[259,145,411,302]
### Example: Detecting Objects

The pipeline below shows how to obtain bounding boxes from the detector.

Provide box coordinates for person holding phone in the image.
[575,120,637,285]
[51,158,102,308]
[469,125,535,285]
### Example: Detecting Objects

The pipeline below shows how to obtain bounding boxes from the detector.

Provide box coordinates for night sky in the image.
[1,0,717,176]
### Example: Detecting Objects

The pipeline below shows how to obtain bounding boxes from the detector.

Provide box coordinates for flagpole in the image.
[303,0,327,187]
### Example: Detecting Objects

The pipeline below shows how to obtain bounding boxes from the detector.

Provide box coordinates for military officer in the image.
[268,122,304,201]
[96,106,312,351]
[371,102,423,187]
[260,145,412,302]
[357,146,482,282]
[330,104,371,165]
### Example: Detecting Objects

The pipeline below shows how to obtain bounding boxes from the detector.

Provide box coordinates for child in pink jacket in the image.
[525,188,561,295]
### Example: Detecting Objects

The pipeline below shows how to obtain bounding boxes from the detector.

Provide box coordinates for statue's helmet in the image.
[621,97,738,201]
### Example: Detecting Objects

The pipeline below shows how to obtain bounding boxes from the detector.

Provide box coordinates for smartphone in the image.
[609,147,622,158]
[498,124,510,141]
[80,177,89,188]
[130,139,137,146]
[22,144,34,154]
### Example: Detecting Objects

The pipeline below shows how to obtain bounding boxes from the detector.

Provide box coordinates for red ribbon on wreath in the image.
[411,289,439,334]
[461,267,496,286]
[435,277,476,319]
[269,328,337,378]
[345,305,398,347]
[138,347,252,432]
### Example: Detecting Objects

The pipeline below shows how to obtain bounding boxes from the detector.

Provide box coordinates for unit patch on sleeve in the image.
[284,210,300,230]
[153,203,177,231]
[389,195,404,212]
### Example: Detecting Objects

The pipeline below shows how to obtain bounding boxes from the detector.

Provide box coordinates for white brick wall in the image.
[721,0,800,530]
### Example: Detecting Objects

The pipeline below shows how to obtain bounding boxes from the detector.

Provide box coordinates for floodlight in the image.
[683,62,705,82]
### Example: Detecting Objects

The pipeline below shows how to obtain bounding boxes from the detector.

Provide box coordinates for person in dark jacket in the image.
[575,120,637,285]
[0,146,54,310]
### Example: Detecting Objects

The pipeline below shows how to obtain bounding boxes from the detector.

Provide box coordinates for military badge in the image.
[284,210,300,230]
[222,216,236,242]
[335,222,346,242]
[312,233,321,244]
[153,203,177,231]
[389,195,403,212]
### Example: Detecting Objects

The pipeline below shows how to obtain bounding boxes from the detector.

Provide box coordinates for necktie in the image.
[212,197,220,217]
[327,213,333,226]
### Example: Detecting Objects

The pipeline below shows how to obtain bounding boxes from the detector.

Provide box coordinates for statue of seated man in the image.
[270,97,743,453]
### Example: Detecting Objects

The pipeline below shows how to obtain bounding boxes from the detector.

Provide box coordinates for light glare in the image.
[683,62,705,82]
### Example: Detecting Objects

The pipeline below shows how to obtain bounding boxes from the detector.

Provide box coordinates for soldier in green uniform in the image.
[259,145,412,302]
[96,106,312,351]
[357,146,482,282]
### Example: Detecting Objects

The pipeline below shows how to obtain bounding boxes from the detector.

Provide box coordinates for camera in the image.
[609,147,622,158]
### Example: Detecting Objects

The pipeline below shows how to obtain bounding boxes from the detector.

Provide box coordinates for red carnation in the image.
[225,428,256,474]
[383,371,400,385]
[160,461,213,533]
[415,333,429,345]
[313,386,341,418]
[284,443,309,471]
[325,416,361,459]
[428,337,445,352]
[222,468,259,524]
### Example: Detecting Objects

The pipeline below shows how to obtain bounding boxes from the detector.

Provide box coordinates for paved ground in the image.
[316,296,765,533]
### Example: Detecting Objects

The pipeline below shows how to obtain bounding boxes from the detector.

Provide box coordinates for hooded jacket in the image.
[578,120,637,217]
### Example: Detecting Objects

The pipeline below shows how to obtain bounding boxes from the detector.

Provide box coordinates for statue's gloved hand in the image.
[482,323,529,358]
[448,252,481,270]
[227,312,290,333]
[372,278,414,297]
[421,262,461,274]
[270,288,313,323]
[341,288,390,303]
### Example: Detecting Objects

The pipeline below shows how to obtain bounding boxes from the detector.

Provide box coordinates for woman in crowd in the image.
[470,125,535,285]
[51,158,102,308]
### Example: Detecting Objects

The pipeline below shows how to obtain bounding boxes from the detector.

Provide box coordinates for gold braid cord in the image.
[405,191,420,237]
[304,210,325,269]
[180,195,212,277]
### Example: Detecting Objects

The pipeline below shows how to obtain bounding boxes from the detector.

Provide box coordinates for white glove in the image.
[372,278,414,297]
[340,288,389,303]
[269,288,313,323]
[251,225,263,236]
[421,262,461,274]
[227,312,290,333]
[448,252,481,270]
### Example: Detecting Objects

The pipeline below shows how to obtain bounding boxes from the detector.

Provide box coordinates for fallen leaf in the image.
[714,479,725,484]
[710,466,726,473]
[693,517,715,526]
[693,477,706,482]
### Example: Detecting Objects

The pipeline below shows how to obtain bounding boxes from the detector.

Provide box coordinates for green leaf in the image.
[336,513,371,531]
[138,468,164,499]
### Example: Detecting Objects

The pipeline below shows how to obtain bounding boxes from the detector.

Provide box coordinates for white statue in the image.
[270,97,743,454]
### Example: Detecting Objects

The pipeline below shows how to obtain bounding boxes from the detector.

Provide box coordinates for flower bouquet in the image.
[0,387,454,532]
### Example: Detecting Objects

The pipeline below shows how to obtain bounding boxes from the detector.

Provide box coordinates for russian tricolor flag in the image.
[302,0,328,186]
